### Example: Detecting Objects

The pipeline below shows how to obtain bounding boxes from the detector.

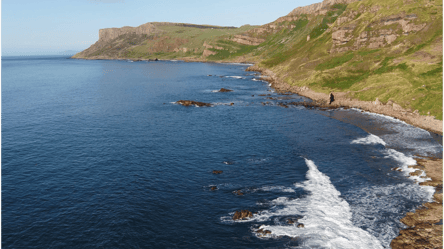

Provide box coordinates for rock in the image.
[219,88,233,92]
[329,93,335,104]
[373,98,382,106]
[176,100,211,107]
[233,210,253,220]
[233,190,244,196]
[212,170,223,174]
[256,229,272,235]
[230,35,265,46]
[230,103,234,106]
[288,218,297,224]
[297,224,305,228]
[203,49,217,57]
[154,58,159,61]
[210,186,217,191]
[307,35,310,41]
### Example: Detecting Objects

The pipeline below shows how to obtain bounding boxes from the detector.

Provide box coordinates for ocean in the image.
[2,55,442,248]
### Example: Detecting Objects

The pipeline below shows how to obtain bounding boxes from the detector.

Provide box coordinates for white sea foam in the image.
[384,149,433,184]
[346,183,435,247]
[348,108,442,155]
[248,159,384,248]
[227,76,243,79]
[351,134,387,146]
[254,186,295,193]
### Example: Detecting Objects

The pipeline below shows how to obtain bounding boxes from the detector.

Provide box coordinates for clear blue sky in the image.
[2,0,319,55]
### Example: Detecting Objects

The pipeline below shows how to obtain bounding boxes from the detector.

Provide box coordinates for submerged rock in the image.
[233,190,244,196]
[256,228,272,235]
[212,170,223,174]
[287,218,297,224]
[219,88,233,92]
[297,223,305,228]
[210,186,217,191]
[233,210,253,220]
[176,100,211,107]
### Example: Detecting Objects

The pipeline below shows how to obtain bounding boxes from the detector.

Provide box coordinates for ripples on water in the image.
[2,56,442,248]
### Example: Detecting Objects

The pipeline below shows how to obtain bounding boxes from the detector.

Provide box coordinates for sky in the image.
[2,0,320,56]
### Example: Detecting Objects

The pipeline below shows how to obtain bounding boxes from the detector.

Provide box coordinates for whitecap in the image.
[351,134,387,146]
[226,76,243,79]
[384,149,433,184]
[249,159,383,248]
[253,186,295,193]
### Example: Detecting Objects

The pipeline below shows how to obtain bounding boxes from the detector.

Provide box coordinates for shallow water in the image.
[2,56,442,248]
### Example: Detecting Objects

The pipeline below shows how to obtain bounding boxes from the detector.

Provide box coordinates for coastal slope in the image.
[73,0,443,131]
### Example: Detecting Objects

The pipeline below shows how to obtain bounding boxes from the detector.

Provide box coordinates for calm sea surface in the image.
[2,56,442,248]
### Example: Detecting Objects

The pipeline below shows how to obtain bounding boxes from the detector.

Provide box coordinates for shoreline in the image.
[73,56,442,136]
[245,65,443,135]
[74,56,443,247]
[246,64,443,248]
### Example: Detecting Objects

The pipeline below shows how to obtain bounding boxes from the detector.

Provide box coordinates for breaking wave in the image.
[227,159,384,248]
[351,134,387,146]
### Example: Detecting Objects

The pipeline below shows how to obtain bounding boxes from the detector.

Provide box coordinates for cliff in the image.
[73,0,443,124]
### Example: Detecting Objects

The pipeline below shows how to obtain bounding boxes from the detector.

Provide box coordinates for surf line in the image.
[250,158,384,248]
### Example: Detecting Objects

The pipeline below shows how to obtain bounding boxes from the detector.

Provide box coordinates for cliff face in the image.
[73,0,442,123]
[72,22,255,60]
[287,0,359,16]
[98,23,160,43]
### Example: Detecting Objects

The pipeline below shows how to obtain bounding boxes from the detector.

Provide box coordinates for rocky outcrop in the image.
[218,88,233,92]
[98,23,161,43]
[203,42,224,50]
[212,170,223,174]
[176,100,212,107]
[330,13,426,53]
[202,49,216,57]
[256,228,272,235]
[287,0,359,16]
[230,35,265,46]
[233,210,253,220]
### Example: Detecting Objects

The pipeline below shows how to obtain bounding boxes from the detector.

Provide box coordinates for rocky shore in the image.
[246,64,443,249]
[245,65,443,135]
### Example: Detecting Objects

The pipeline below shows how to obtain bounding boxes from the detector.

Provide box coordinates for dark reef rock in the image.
[233,190,244,196]
[297,223,305,228]
[176,100,211,107]
[287,218,297,224]
[233,210,253,220]
[219,88,233,92]
[212,170,223,174]
[256,229,272,235]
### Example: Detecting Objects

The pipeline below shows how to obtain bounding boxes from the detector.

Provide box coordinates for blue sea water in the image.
[2,56,442,248]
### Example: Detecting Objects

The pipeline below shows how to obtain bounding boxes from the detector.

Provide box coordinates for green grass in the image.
[206,40,258,60]
[315,52,355,70]
[322,72,370,89]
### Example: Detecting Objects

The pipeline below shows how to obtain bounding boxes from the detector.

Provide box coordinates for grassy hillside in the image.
[72,23,258,60]
[74,0,442,120]
[253,0,442,120]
